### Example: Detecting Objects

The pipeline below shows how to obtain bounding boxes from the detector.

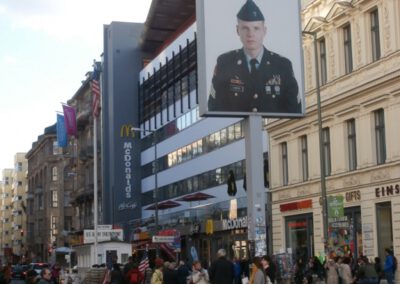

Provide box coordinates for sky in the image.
[0,0,152,178]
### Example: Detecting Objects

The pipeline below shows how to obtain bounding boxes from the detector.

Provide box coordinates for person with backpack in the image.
[126,263,144,284]
[384,248,396,284]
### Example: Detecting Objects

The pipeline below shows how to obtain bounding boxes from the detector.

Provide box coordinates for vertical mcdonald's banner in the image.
[62,104,77,137]
[206,219,214,235]
[56,114,67,147]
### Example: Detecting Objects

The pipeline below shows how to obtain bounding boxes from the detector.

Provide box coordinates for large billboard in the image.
[197,0,305,118]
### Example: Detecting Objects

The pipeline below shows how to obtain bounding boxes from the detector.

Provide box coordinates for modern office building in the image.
[267,0,400,263]
[99,1,269,262]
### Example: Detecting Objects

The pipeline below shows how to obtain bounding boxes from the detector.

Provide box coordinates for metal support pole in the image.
[244,115,267,257]
[93,116,98,265]
[303,31,328,246]
[153,131,159,257]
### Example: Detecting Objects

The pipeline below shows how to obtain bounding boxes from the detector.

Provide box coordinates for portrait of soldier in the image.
[208,0,301,114]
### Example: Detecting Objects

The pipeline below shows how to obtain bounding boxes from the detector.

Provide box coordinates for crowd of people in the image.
[294,248,397,284]
[99,247,397,284]
[100,248,277,284]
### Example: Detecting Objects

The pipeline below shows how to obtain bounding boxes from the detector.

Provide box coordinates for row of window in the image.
[139,38,197,125]
[141,121,244,178]
[317,8,380,84]
[281,109,386,185]
[141,107,201,151]
[142,160,245,206]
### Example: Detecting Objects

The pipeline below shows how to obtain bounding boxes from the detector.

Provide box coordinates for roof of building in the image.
[140,0,195,54]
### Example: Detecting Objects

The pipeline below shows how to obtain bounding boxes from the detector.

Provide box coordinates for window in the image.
[16,162,22,172]
[370,9,381,61]
[64,216,72,231]
[38,194,43,210]
[285,214,314,265]
[281,142,288,185]
[301,136,309,181]
[376,202,392,262]
[374,109,386,164]
[52,191,58,208]
[51,167,58,181]
[51,216,58,236]
[343,25,353,74]
[319,37,327,85]
[347,119,357,171]
[322,128,331,176]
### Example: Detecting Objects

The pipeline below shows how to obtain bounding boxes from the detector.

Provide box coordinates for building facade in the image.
[0,169,13,262]
[267,0,400,264]
[67,73,102,242]
[0,153,28,263]
[10,153,28,261]
[26,125,75,262]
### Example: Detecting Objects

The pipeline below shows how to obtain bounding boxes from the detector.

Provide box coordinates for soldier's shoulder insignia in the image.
[209,84,216,99]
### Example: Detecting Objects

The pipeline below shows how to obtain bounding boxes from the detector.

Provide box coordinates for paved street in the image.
[10,280,25,284]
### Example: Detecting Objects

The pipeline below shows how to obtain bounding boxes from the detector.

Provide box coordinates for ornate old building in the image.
[267,0,400,263]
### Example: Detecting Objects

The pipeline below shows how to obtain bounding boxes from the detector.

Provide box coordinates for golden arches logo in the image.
[120,124,135,138]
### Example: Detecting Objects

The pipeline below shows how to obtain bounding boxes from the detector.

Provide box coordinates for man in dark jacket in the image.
[209,248,234,284]
[177,260,191,284]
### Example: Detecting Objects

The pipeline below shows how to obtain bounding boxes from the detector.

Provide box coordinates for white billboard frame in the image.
[197,0,305,118]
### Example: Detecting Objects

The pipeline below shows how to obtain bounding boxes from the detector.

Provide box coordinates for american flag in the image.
[138,248,149,274]
[92,67,101,118]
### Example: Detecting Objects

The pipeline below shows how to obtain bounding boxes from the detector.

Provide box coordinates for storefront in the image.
[188,216,250,266]
[272,181,399,264]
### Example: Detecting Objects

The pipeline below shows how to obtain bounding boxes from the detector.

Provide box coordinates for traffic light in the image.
[227,170,237,196]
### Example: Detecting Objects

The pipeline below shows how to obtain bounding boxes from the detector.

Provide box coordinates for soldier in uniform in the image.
[208,0,301,114]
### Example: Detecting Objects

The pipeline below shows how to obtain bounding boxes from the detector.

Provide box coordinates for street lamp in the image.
[302,31,329,247]
[131,127,159,256]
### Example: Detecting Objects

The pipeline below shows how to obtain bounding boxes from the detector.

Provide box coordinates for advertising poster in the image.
[197,0,305,118]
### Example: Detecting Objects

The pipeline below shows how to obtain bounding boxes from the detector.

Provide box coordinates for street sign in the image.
[152,236,175,243]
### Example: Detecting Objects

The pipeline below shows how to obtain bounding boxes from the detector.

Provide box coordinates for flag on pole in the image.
[138,247,149,274]
[62,104,78,137]
[56,114,67,147]
[92,65,101,118]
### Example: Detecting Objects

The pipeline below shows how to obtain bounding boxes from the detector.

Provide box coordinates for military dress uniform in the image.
[208,47,301,114]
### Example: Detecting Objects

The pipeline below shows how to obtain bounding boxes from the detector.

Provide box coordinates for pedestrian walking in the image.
[384,248,396,284]
[177,260,190,284]
[249,257,267,284]
[190,261,209,284]
[150,258,164,284]
[38,268,53,284]
[209,248,234,284]
[325,258,339,284]
[261,255,276,284]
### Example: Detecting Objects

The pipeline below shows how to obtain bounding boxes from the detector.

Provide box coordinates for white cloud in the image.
[3,55,17,65]
[3,0,151,47]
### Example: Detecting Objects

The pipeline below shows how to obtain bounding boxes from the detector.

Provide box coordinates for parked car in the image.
[11,264,29,279]
[28,263,49,277]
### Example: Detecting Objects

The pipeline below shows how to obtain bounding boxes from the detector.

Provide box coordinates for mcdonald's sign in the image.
[120,124,135,138]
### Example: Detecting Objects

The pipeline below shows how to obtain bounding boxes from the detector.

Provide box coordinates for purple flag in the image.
[62,104,77,137]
